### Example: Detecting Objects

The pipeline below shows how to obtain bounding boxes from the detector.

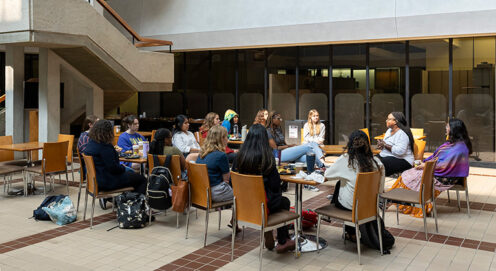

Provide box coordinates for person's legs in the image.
[378,156,412,176]
[307,142,324,167]
[281,145,311,163]
[125,171,147,194]
[274,197,291,244]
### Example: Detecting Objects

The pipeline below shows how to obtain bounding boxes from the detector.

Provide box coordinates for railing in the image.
[0,94,5,104]
[94,0,173,51]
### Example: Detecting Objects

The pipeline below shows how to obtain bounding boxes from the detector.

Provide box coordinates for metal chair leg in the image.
[176,212,179,228]
[90,196,96,229]
[149,208,152,224]
[83,191,88,221]
[185,203,191,239]
[43,174,47,195]
[65,172,70,195]
[343,223,347,244]
[70,162,75,185]
[377,218,383,255]
[396,204,399,225]
[447,191,450,203]
[259,226,264,271]
[456,190,461,211]
[204,209,209,247]
[355,224,361,265]
[230,206,236,262]
[421,204,428,240]
[76,179,83,213]
[242,226,245,240]
[316,214,321,253]
[432,200,439,233]
[465,189,470,217]
[218,208,221,230]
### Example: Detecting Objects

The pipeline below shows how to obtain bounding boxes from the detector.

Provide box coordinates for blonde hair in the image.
[307,109,320,137]
[253,109,268,126]
[200,112,219,132]
[199,126,227,158]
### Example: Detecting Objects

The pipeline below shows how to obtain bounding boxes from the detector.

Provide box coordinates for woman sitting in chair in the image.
[232,124,295,254]
[324,130,385,239]
[199,112,237,163]
[84,120,147,209]
[149,128,186,171]
[391,118,472,218]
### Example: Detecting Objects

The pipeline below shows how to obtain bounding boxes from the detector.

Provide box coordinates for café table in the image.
[116,131,154,138]
[322,145,380,155]
[374,134,426,140]
[119,157,148,176]
[0,142,45,195]
[280,174,328,252]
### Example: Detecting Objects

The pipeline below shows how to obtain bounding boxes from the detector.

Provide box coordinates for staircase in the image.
[0,0,174,113]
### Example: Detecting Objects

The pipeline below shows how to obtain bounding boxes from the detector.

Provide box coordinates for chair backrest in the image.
[58,134,75,163]
[187,162,211,208]
[419,159,437,203]
[352,170,381,223]
[0,135,14,162]
[359,128,371,144]
[231,172,267,226]
[147,154,181,185]
[194,131,200,144]
[42,141,69,174]
[151,130,157,142]
[82,154,98,195]
[301,128,304,144]
[76,148,85,184]
[411,128,424,138]
[413,139,427,161]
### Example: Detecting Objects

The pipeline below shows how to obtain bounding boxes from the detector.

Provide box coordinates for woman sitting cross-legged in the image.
[84,120,147,210]
[266,111,325,168]
[324,130,385,239]
[231,124,295,253]
[391,118,471,218]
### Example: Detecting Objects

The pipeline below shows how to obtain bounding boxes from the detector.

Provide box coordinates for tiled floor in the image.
[1,165,496,271]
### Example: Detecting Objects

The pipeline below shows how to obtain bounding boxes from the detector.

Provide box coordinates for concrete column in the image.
[5,46,24,145]
[86,86,104,118]
[38,48,60,143]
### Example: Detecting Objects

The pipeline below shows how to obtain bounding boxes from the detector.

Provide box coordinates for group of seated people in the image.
[76,107,472,252]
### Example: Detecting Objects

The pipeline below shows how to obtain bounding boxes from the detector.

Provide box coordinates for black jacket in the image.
[83,139,127,190]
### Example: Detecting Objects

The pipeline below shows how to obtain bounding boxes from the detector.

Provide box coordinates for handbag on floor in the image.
[171,180,188,213]
[115,192,150,229]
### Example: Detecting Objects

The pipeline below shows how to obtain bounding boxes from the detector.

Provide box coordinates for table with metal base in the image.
[281,175,328,252]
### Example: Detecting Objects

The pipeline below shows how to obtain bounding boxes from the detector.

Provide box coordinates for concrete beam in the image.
[5,45,24,146]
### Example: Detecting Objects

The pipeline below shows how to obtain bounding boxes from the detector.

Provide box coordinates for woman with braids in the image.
[84,120,147,209]
[391,118,472,218]
[324,130,385,211]
[377,112,414,176]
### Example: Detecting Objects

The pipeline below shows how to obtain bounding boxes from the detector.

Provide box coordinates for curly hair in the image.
[199,112,219,133]
[346,130,379,172]
[199,126,227,159]
[88,119,114,145]
[253,109,268,126]
[82,115,99,132]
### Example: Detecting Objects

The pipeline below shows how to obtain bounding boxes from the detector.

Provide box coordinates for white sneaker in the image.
[307,185,320,192]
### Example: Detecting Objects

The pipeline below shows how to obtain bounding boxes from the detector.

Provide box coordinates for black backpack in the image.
[33,195,66,221]
[147,155,174,210]
[115,192,150,229]
[359,217,395,254]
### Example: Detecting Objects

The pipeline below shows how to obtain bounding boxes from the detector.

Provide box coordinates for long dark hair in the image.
[448,118,473,154]
[236,124,275,175]
[229,115,241,134]
[88,119,114,145]
[173,115,188,134]
[391,112,414,153]
[346,130,379,172]
[149,128,172,155]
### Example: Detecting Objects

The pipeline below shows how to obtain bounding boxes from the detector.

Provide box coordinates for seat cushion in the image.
[267,210,299,227]
[315,204,353,222]
[380,188,419,204]
[24,165,43,174]
[0,165,24,175]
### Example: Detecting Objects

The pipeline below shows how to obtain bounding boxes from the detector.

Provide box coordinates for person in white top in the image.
[172,115,201,157]
[303,109,325,145]
[324,130,385,239]
[377,112,414,176]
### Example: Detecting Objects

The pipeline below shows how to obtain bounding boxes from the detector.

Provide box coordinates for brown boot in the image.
[264,231,275,250]
[276,239,295,254]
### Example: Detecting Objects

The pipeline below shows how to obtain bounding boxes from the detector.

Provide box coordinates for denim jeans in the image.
[280,142,324,167]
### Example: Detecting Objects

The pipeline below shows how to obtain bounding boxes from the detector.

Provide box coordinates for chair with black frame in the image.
[315,170,383,265]
[185,162,233,247]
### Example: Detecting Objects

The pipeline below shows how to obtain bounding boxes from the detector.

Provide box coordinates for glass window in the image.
[410,40,449,151]
[268,47,297,120]
[186,52,209,118]
[211,51,235,116]
[453,37,495,161]
[239,49,265,125]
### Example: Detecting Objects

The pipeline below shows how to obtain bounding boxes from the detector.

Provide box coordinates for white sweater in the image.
[379,128,414,165]
[172,131,200,153]
[303,123,325,144]
[324,154,385,210]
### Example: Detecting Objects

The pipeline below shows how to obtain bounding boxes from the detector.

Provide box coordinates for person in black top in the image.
[232,124,295,253]
[84,120,147,209]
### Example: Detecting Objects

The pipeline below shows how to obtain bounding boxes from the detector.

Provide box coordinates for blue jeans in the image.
[280,142,324,167]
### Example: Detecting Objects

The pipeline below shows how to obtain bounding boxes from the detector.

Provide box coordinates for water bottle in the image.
[306,152,316,174]
[241,126,247,141]
[233,124,239,138]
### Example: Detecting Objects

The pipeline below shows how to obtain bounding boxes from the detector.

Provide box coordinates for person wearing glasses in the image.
[266,111,325,168]
[376,112,414,176]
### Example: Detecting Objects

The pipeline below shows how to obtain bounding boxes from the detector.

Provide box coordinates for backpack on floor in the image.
[290,207,318,230]
[33,194,67,221]
[147,155,174,210]
[115,192,150,229]
[359,217,395,254]
[42,196,77,225]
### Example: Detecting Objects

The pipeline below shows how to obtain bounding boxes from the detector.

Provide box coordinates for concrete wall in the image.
[107,0,496,51]
[0,0,29,33]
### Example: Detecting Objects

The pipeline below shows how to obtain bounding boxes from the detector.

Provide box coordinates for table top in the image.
[280,175,319,186]
[0,142,45,151]
[322,145,380,155]
[115,131,153,137]
[119,157,148,163]
[227,140,243,145]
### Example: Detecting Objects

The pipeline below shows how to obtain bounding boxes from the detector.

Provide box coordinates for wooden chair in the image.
[411,128,424,139]
[413,139,427,161]
[82,154,133,228]
[194,131,201,144]
[380,159,438,240]
[315,171,383,265]
[446,178,470,217]
[0,136,26,194]
[359,128,371,143]
[58,134,76,184]
[185,162,233,246]
[230,172,299,269]
[75,148,86,213]
[150,130,157,142]
[25,141,70,195]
